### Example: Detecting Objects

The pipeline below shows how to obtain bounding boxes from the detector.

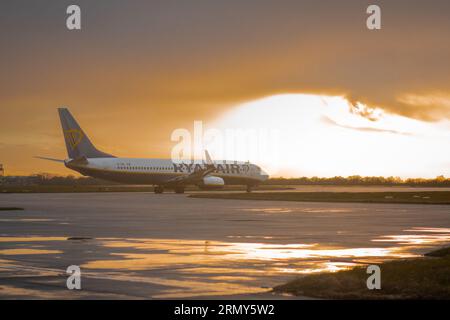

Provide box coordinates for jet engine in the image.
[198,176,225,189]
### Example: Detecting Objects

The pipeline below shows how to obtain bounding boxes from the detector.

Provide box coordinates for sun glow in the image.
[210,94,450,178]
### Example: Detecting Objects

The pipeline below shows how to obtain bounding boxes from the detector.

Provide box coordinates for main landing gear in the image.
[246,185,253,193]
[174,187,185,194]
[154,186,185,194]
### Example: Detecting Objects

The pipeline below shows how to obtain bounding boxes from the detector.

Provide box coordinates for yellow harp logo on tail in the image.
[64,129,84,150]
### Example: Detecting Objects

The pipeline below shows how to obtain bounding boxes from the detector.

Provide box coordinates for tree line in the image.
[264,175,450,187]
[1,174,449,187]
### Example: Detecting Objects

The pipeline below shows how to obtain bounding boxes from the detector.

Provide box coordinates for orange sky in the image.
[1,1,450,177]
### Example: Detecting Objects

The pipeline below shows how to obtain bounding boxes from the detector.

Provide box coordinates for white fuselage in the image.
[66,157,269,187]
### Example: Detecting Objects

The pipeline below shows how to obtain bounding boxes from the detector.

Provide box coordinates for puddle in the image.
[77,232,438,275]
[1,226,449,298]
[0,219,54,222]
[0,237,67,242]
[73,235,427,298]
[373,227,450,245]
[275,261,357,274]
[240,207,352,214]
[241,208,294,213]
[0,249,62,255]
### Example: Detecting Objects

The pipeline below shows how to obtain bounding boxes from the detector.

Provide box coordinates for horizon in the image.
[2,172,448,181]
[1,1,449,177]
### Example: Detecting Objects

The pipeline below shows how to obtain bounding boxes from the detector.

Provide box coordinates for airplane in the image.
[37,108,269,193]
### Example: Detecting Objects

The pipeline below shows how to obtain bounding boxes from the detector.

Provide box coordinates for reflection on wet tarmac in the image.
[373,227,450,245]
[241,207,353,214]
[81,238,415,275]
[76,236,420,297]
[0,249,62,255]
[241,208,295,213]
[276,261,357,274]
[0,219,55,222]
[0,227,449,298]
[0,237,67,242]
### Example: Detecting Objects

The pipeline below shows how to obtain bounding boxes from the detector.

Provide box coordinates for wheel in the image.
[154,186,164,194]
[174,187,185,194]
[246,185,253,193]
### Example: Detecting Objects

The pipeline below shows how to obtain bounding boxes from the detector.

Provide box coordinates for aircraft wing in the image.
[164,151,216,186]
[165,166,215,186]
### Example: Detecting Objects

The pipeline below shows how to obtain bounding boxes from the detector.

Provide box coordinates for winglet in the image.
[205,150,213,165]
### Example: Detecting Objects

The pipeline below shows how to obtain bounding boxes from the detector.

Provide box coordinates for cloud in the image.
[346,102,383,122]
[2,1,450,121]
[397,93,450,119]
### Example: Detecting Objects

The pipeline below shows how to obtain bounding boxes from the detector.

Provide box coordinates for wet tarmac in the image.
[0,191,449,299]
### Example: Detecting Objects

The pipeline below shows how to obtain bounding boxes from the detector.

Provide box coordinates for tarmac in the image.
[0,190,449,299]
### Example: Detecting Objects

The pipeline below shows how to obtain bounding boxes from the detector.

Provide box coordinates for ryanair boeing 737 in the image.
[37,108,269,193]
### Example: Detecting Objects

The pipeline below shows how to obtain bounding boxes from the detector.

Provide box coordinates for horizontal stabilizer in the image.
[35,156,65,163]
[68,156,88,165]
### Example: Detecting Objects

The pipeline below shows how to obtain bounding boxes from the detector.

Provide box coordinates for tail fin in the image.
[58,107,115,159]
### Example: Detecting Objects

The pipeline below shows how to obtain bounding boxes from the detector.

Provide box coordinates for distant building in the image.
[0,164,4,176]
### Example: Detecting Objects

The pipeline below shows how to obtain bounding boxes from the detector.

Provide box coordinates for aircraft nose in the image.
[260,169,269,181]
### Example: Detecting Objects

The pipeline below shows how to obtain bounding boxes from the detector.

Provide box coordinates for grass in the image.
[0,207,24,211]
[273,247,450,299]
[190,191,450,204]
[425,247,450,258]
